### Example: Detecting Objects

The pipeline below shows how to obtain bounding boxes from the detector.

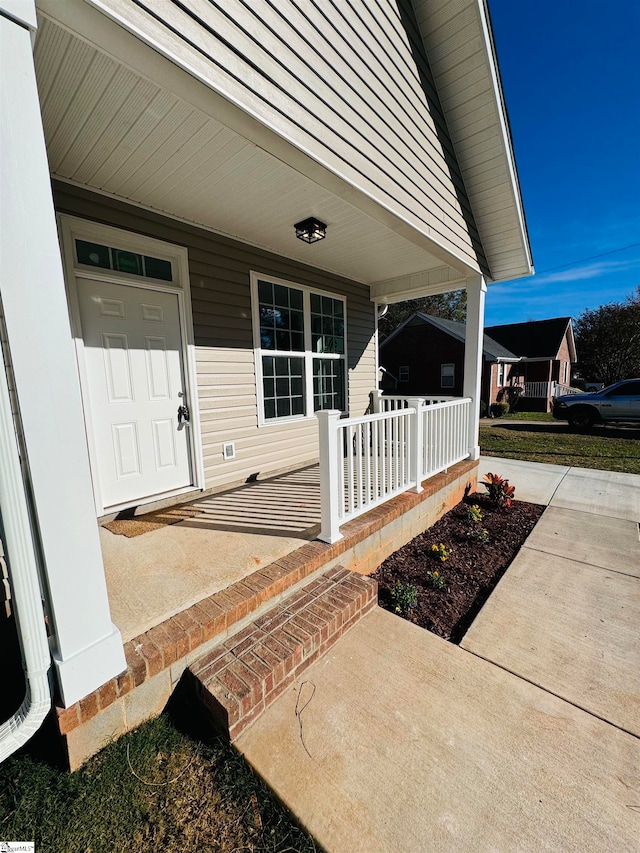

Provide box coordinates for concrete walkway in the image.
[468,457,640,738]
[237,458,640,851]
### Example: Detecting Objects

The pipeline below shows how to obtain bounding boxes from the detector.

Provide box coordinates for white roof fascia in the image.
[565,320,578,362]
[411,0,534,282]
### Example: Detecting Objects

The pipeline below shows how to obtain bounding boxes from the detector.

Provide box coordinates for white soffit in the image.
[33,6,469,287]
[411,0,534,282]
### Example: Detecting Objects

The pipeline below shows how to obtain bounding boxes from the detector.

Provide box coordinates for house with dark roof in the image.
[380,314,576,411]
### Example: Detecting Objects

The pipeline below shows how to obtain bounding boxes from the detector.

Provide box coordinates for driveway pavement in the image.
[237,458,640,852]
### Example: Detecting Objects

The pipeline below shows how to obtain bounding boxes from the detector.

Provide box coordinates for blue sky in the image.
[484,0,640,325]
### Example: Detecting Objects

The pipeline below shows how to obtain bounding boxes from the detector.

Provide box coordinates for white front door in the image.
[77,278,193,509]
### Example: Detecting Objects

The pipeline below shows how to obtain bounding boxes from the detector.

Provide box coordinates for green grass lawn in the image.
[0,710,317,853]
[480,423,640,474]
[494,411,554,421]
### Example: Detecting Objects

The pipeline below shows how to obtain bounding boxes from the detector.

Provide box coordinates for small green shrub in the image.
[391,582,419,615]
[431,543,451,563]
[498,385,524,411]
[469,527,490,544]
[490,402,510,417]
[426,570,447,590]
[483,472,515,508]
[465,503,483,524]
[479,400,488,418]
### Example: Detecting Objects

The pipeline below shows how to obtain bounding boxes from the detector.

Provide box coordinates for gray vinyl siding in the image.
[88,0,484,272]
[53,183,376,493]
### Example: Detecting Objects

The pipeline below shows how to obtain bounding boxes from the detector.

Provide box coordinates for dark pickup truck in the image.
[552,379,640,429]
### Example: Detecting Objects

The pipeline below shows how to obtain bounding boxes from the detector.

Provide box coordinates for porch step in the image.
[187,567,377,740]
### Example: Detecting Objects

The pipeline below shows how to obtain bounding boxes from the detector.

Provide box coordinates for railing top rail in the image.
[381,395,458,402]
[418,397,472,412]
[336,406,417,428]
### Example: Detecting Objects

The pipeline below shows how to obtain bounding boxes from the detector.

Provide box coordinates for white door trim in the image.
[58,214,205,515]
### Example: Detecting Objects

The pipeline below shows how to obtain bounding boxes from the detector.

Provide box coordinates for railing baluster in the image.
[347,425,354,515]
[379,418,385,499]
[338,425,345,519]
[386,417,393,496]
[399,413,405,487]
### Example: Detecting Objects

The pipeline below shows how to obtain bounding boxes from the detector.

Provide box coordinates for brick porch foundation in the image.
[55,458,477,768]
[188,567,377,740]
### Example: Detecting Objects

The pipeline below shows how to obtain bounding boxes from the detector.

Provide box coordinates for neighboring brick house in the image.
[380,314,576,412]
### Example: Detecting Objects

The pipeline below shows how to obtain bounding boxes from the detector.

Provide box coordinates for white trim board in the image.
[58,214,205,515]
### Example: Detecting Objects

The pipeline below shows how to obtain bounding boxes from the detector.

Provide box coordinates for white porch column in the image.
[0,4,125,707]
[463,275,487,460]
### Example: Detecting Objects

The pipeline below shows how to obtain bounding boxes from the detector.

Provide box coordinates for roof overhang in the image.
[411,0,534,282]
[34,0,481,296]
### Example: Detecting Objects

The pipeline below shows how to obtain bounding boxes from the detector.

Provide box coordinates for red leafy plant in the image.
[483,473,515,508]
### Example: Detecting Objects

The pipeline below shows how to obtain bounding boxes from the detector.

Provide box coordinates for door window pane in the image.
[113,249,142,276]
[75,240,172,282]
[76,240,111,269]
[143,256,173,281]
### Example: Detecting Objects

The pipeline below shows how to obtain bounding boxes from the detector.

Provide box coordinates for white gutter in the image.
[0,342,51,762]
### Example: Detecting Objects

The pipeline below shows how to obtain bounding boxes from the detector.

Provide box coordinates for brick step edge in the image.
[187,566,377,741]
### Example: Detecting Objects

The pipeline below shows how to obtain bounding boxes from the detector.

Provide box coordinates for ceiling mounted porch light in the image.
[294,217,327,244]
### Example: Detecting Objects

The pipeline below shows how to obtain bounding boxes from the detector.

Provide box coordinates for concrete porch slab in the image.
[478,455,568,505]
[462,548,640,736]
[101,524,307,642]
[237,608,639,853]
[524,506,640,578]
[549,467,640,521]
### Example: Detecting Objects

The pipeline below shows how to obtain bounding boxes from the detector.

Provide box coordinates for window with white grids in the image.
[252,273,347,424]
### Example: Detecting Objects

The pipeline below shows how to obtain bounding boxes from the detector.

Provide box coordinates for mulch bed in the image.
[373,493,544,643]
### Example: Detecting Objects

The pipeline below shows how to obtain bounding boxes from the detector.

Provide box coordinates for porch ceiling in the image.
[33,12,467,291]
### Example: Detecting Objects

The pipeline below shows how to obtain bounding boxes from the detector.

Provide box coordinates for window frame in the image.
[497,362,505,387]
[398,366,409,383]
[250,272,348,427]
[441,363,455,389]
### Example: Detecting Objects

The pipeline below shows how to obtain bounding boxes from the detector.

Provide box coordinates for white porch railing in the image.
[523,381,551,398]
[317,397,472,543]
[552,382,581,397]
[523,381,581,399]
[376,394,457,411]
